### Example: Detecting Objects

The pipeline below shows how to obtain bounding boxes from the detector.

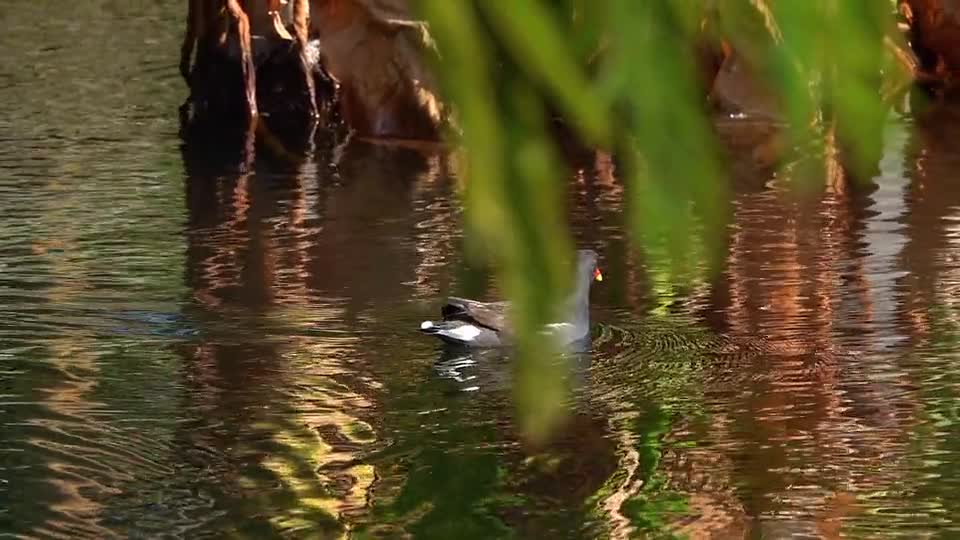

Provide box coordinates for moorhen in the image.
[419,249,602,347]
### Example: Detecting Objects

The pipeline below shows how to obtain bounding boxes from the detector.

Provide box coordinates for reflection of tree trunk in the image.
[180,139,388,531]
[27,184,128,537]
[694,123,917,533]
[665,416,748,539]
[409,153,461,299]
[178,131,485,531]
[899,103,960,342]
[303,140,444,316]
[35,342,115,538]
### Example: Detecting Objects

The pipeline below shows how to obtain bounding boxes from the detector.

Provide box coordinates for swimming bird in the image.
[419,250,603,348]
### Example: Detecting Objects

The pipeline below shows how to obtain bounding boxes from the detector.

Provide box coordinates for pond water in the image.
[4,2,960,539]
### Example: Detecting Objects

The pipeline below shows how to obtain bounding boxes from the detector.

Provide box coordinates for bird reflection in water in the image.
[430,334,593,396]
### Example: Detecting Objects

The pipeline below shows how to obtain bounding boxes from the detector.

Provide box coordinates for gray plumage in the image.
[419,250,601,348]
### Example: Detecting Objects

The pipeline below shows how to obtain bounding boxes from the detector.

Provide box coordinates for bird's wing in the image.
[441,297,510,333]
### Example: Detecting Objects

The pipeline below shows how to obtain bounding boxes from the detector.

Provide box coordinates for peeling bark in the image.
[307,0,449,140]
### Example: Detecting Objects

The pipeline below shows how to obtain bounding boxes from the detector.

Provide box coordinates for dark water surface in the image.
[4,2,960,539]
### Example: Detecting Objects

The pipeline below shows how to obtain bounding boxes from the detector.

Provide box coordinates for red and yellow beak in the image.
[593,267,603,282]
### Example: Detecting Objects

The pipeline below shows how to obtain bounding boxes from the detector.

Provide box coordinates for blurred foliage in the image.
[415,0,904,438]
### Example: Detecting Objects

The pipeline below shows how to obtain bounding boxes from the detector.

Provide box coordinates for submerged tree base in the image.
[180,33,339,133]
[900,0,960,96]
